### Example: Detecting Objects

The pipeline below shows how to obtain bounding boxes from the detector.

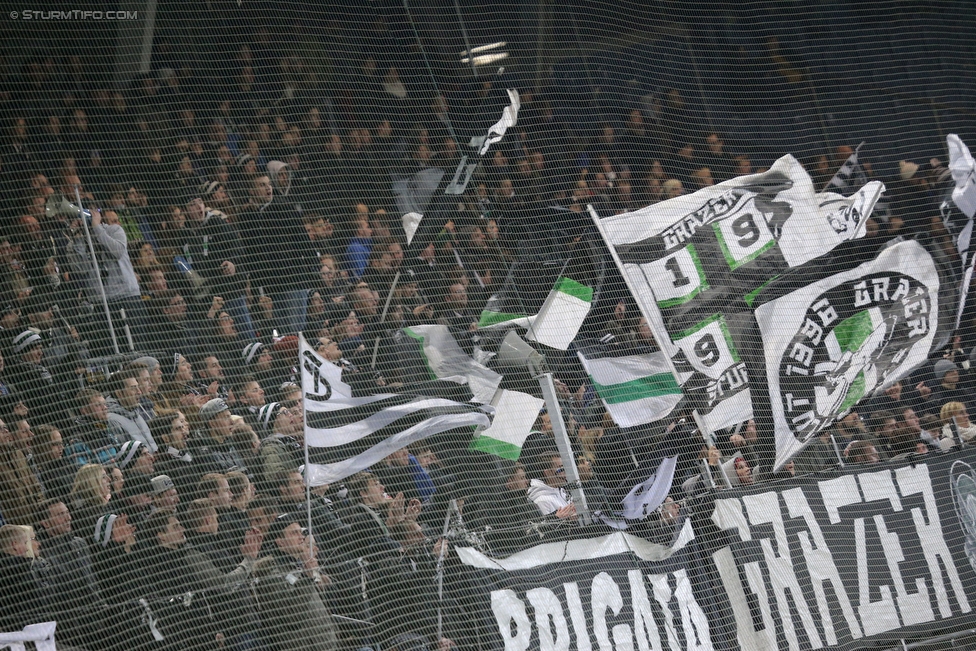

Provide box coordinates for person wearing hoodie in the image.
[69,207,151,353]
[183,183,255,340]
[239,172,320,335]
[105,369,157,451]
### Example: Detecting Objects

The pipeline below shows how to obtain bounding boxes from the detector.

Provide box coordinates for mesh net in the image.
[2,1,976,650]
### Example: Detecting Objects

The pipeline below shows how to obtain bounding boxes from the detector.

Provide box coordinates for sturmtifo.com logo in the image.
[10,9,138,20]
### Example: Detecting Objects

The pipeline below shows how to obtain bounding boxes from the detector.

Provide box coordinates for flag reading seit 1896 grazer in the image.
[756,240,941,471]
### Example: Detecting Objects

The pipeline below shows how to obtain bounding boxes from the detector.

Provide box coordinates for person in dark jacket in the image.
[35,499,105,646]
[33,425,76,501]
[0,524,49,633]
[192,398,251,476]
[253,513,339,651]
[183,185,255,340]
[239,174,320,335]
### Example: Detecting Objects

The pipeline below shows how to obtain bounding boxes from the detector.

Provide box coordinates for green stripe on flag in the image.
[553,277,593,303]
[402,328,438,381]
[478,311,524,328]
[469,436,523,460]
[743,275,780,308]
[591,374,682,405]
[834,310,873,352]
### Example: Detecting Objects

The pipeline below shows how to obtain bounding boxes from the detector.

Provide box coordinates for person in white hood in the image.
[525,449,577,519]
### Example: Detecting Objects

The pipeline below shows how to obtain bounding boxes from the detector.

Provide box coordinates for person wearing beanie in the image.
[183,185,255,342]
[89,511,138,605]
[256,400,304,493]
[6,329,58,425]
[192,398,251,476]
[115,440,155,476]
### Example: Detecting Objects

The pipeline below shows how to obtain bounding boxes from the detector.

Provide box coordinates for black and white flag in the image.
[591,154,884,436]
[825,141,891,221]
[754,240,944,470]
[299,335,493,485]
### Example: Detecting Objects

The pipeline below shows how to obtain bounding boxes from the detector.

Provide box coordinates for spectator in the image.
[253,513,340,651]
[6,330,57,424]
[194,398,250,475]
[115,439,155,476]
[34,498,105,646]
[89,512,138,605]
[275,469,352,556]
[525,449,577,519]
[844,440,881,465]
[149,411,200,495]
[67,464,111,538]
[151,473,181,513]
[256,401,303,490]
[940,401,976,447]
[0,524,47,633]
[32,424,74,500]
[65,388,122,467]
[74,208,152,352]
[105,369,157,451]
[0,415,45,525]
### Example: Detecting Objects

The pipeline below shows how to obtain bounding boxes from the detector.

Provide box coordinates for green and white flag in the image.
[402,324,544,459]
[479,276,593,351]
[591,154,884,438]
[577,348,682,429]
[754,240,941,471]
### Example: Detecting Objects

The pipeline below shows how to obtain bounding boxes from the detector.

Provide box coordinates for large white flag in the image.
[591,154,884,437]
[754,240,940,470]
[299,335,493,485]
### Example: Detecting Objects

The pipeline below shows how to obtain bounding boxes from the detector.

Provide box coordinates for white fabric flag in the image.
[479,276,592,351]
[299,335,492,485]
[577,349,682,428]
[948,134,976,218]
[754,240,940,471]
[479,89,520,155]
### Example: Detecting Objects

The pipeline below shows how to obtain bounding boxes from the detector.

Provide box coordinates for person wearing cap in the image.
[253,513,340,651]
[926,358,972,416]
[184,185,255,342]
[6,329,58,425]
[150,473,181,513]
[116,440,155,476]
[193,398,251,476]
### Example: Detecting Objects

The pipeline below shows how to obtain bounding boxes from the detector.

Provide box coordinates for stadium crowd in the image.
[0,25,973,651]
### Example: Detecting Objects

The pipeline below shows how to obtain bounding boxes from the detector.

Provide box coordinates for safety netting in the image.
[2,1,976,650]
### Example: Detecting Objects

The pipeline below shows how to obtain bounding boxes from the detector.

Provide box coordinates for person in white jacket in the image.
[525,449,577,519]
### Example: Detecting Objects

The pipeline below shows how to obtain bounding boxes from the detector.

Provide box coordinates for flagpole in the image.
[300,333,314,559]
[435,497,456,642]
[369,270,402,369]
[538,372,590,524]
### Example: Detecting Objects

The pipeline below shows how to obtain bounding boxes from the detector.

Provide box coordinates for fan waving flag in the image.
[299,335,493,486]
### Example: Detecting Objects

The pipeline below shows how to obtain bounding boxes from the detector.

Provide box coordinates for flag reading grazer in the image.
[299,335,492,485]
[755,240,941,470]
[591,154,884,436]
